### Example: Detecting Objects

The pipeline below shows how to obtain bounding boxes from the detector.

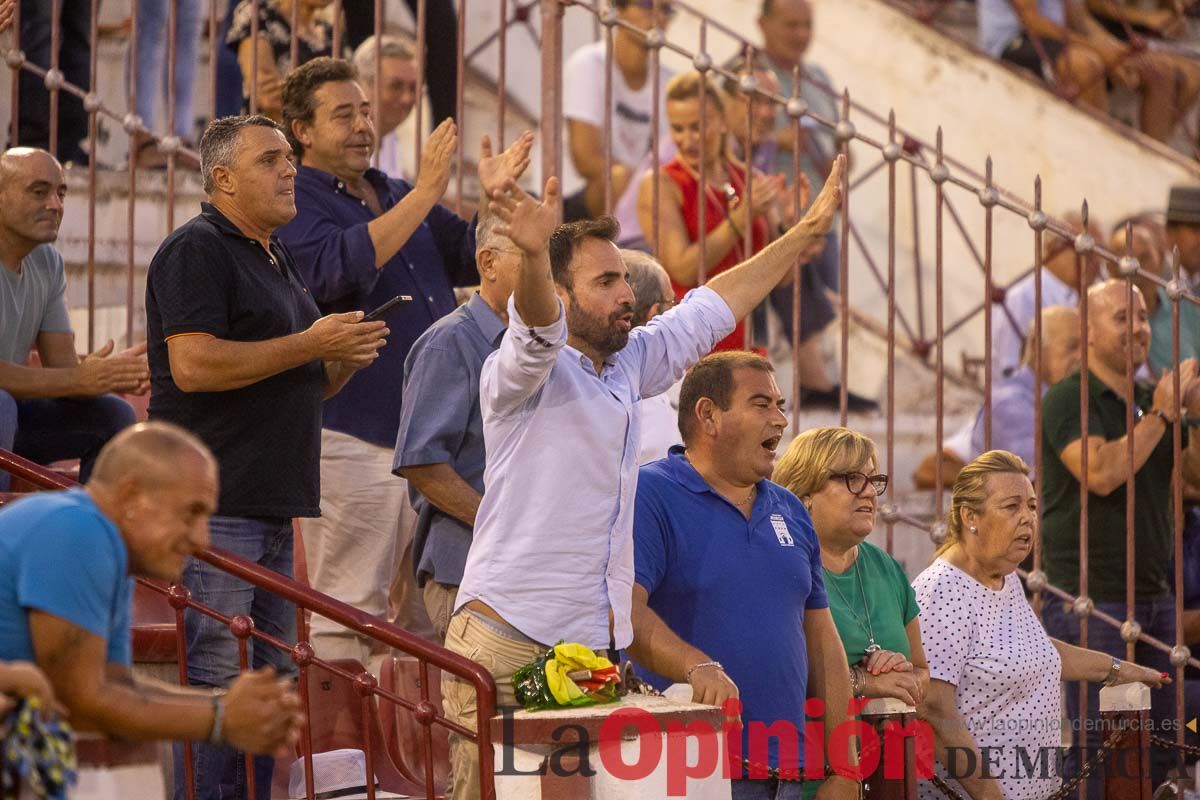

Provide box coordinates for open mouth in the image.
[760,434,782,456]
[855,503,875,514]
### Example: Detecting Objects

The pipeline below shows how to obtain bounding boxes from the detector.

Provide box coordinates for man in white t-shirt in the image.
[621,249,684,465]
[562,0,676,228]
[353,35,418,181]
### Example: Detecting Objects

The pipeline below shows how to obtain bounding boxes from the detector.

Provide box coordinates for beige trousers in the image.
[441,611,547,800]
[299,428,434,665]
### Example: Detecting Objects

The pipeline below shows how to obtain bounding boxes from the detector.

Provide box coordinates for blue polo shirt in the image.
[0,489,133,667]
[278,166,479,448]
[633,447,828,775]
[393,292,506,587]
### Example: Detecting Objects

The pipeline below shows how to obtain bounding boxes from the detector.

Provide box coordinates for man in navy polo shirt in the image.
[278,57,534,656]
[146,114,388,800]
[629,351,858,800]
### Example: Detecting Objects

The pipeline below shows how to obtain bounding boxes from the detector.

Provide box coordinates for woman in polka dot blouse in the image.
[914,450,1167,800]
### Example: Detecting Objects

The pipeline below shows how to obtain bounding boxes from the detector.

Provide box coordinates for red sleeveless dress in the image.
[662,157,769,351]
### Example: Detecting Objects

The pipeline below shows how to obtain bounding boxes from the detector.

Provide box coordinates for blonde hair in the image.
[773,427,878,501]
[938,449,1030,556]
[665,71,726,116]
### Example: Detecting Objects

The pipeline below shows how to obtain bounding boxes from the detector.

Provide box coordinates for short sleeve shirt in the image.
[226,0,333,101]
[562,41,675,169]
[0,245,72,365]
[0,489,133,667]
[769,61,838,191]
[393,293,506,587]
[823,541,918,665]
[978,0,1066,57]
[914,560,1062,800]
[633,447,828,774]
[146,203,325,519]
[1040,370,1177,601]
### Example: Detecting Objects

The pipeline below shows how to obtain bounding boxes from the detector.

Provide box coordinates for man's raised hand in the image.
[792,153,844,238]
[414,118,457,204]
[489,176,560,255]
[478,131,535,200]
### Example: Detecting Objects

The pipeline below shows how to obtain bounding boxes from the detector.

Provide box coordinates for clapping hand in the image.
[414,118,457,204]
[0,0,14,34]
[489,176,560,256]
[478,131,534,200]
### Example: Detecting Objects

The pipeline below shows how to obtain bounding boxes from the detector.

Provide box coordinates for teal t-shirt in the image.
[804,542,919,799]
[822,541,919,665]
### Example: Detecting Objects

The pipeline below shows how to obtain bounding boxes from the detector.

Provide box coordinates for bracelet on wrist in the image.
[686,660,723,683]
[1103,657,1122,687]
[208,690,226,745]
[850,665,865,698]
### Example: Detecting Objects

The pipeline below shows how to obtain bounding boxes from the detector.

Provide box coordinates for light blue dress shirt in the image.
[454,285,736,650]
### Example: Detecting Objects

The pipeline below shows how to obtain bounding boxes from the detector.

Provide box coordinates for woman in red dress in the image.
[636,71,806,352]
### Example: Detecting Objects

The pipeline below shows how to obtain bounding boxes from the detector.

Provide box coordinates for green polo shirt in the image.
[823,541,919,665]
[1040,370,1177,602]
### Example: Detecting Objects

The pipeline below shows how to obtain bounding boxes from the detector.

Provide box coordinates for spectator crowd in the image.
[2,1,1200,800]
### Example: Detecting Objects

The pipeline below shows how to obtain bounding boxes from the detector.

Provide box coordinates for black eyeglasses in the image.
[831,472,889,497]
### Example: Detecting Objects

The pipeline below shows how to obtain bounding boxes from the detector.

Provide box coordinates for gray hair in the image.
[621,249,672,327]
[353,35,416,83]
[476,213,513,253]
[199,115,282,194]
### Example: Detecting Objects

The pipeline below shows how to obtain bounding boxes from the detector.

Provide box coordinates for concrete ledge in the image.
[1099,682,1152,712]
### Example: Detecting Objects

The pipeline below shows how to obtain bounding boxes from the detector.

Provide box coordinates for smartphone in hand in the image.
[363,295,412,322]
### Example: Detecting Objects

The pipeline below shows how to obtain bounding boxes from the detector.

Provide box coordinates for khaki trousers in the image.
[441,611,547,800]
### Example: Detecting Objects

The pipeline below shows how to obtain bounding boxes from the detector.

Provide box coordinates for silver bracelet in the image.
[686,661,723,683]
[208,691,226,745]
[1103,657,1122,687]
[850,665,865,698]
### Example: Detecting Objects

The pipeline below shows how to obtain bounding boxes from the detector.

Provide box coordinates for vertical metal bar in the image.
[982,157,993,451]
[539,0,563,219]
[8,0,19,146]
[910,159,927,345]
[238,636,255,800]
[742,50,753,267]
[127,0,140,349]
[85,0,97,352]
[361,691,377,800]
[166,0,177,233]
[290,0,299,75]
[331,0,343,61]
[1171,247,1186,747]
[649,0,662,258]
[934,129,945,515]
[48,0,60,155]
[695,22,707,282]
[1076,202,1091,798]
[297,609,315,799]
[788,64,801,419]
[886,111,897,556]
[174,603,196,800]
[420,660,435,798]
[455,0,466,215]
[1032,177,1044,616]
[838,91,851,424]
[249,0,260,115]
[372,0,381,170]
[602,7,613,215]
[1124,222,1136,664]
[414,0,427,162]
[209,0,218,121]
[498,0,508,147]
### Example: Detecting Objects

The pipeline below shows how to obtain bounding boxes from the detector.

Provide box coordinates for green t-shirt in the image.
[1040,370,1178,602]
[823,541,920,665]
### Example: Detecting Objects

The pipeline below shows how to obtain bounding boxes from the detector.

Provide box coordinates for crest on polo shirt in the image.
[770,514,794,546]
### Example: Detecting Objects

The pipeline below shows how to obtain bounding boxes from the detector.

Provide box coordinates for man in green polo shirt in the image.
[1039,278,1200,791]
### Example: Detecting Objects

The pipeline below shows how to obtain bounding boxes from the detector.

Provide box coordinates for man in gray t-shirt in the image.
[0,148,146,490]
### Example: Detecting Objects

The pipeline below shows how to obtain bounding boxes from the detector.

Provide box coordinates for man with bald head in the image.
[0,147,146,492]
[0,422,302,794]
[1040,279,1200,790]
[144,114,388,800]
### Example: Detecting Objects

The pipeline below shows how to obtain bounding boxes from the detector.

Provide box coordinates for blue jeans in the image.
[215,0,246,119]
[0,390,136,491]
[731,778,806,800]
[171,516,297,800]
[131,0,203,139]
[754,232,840,345]
[1041,596,1200,793]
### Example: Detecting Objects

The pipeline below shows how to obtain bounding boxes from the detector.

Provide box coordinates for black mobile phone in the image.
[362,294,412,321]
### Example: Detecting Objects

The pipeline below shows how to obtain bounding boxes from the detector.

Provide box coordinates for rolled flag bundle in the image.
[513,642,621,711]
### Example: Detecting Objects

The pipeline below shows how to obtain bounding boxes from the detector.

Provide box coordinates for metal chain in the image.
[927,729,1127,800]
[1150,733,1200,760]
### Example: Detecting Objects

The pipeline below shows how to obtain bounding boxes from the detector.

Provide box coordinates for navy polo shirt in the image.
[146,203,324,519]
[633,446,828,775]
[277,166,479,447]
[393,293,506,587]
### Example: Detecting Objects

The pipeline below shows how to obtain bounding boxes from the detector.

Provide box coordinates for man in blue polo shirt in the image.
[278,57,534,655]
[630,351,858,800]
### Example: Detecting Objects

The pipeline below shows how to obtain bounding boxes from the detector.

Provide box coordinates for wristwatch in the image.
[1103,657,1121,687]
